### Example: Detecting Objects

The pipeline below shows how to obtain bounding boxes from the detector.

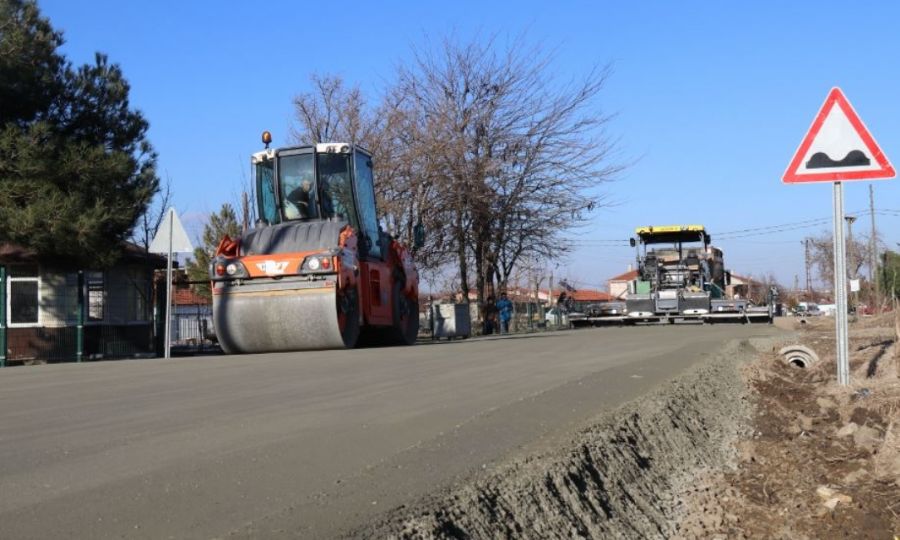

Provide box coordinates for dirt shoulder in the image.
[677,314,900,539]
[361,337,775,538]
[361,316,899,539]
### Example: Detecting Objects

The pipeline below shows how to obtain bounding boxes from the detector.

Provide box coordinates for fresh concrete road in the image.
[0,324,782,538]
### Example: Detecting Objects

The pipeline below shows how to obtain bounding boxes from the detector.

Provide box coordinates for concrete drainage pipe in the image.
[778,345,819,368]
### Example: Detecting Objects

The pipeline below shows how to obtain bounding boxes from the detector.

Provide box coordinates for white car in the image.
[545,307,569,326]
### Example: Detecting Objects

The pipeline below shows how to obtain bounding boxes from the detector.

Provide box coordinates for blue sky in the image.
[40,0,900,290]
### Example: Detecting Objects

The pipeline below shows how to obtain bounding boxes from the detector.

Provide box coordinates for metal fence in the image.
[420,301,564,339]
[171,305,219,355]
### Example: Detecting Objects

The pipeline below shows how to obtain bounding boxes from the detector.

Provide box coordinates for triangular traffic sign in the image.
[149,208,194,253]
[783,87,894,183]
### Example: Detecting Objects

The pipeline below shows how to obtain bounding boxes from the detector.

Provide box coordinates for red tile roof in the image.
[174,287,210,306]
[608,269,639,282]
[569,289,613,302]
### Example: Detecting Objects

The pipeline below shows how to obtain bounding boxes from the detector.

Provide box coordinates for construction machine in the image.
[209,133,421,354]
[623,225,772,323]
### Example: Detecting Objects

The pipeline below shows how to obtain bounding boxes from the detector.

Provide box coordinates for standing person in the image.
[496,292,513,334]
[482,295,498,335]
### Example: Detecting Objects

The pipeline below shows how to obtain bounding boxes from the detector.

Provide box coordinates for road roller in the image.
[210,133,421,354]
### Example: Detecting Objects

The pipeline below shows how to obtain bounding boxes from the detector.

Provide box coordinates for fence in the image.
[420,301,564,338]
[171,305,219,354]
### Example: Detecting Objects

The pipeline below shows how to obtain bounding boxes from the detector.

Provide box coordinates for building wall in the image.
[3,262,157,363]
[609,280,629,299]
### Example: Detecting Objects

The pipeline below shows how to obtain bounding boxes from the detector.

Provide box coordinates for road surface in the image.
[0,324,782,538]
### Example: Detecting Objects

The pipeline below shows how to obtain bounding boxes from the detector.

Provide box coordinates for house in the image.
[171,279,213,346]
[569,289,613,303]
[1,242,165,365]
[727,273,766,302]
[562,289,614,314]
[608,269,639,300]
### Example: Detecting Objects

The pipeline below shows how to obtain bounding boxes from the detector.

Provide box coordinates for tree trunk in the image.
[474,239,485,308]
[894,297,899,366]
[455,208,469,303]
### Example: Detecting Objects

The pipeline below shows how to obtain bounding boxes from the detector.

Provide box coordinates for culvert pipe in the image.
[778,345,819,368]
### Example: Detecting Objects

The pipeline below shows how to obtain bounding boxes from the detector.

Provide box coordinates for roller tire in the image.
[391,281,419,346]
[338,286,360,348]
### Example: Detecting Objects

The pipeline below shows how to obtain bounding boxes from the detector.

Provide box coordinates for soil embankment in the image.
[363,339,769,538]
[363,315,900,539]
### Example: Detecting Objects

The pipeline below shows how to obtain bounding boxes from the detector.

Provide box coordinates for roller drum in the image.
[213,284,351,354]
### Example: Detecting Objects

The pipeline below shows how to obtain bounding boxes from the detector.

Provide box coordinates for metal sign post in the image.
[832,182,849,385]
[164,210,174,359]
[783,87,894,387]
[149,208,194,360]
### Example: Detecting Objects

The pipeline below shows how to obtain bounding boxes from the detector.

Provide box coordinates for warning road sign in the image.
[783,87,894,183]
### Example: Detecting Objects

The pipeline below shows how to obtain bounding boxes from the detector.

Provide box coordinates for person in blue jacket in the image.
[496,292,513,334]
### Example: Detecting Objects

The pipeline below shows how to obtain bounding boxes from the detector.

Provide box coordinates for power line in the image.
[712,216,833,237]
[712,208,872,240]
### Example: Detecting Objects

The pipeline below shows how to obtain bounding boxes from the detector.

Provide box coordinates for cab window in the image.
[353,152,382,259]
[316,153,358,228]
[279,153,318,220]
[255,160,279,224]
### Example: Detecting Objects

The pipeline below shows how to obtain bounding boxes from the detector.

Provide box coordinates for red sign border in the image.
[783,87,895,184]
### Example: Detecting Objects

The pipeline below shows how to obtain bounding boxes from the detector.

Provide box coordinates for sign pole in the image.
[832,182,850,385]
[784,87,894,387]
[148,206,193,360]
[164,209,173,359]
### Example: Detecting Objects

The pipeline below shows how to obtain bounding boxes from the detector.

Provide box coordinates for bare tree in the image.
[808,230,871,289]
[290,73,454,273]
[291,74,375,146]
[394,35,621,303]
[286,35,622,304]
[132,173,173,251]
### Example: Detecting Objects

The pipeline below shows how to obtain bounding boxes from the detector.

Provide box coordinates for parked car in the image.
[545,307,569,326]
[792,302,823,317]
[596,301,626,316]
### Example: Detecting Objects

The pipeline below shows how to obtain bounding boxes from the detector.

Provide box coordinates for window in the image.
[353,152,382,259]
[86,271,105,322]
[316,153,358,228]
[255,160,279,225]
[127,269,150,322]
[8,265,39,326]
[279,153,318,220]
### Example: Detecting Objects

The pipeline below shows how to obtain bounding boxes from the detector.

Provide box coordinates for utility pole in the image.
[869,184,880,313]
[241,191,250,232]
[845,216,857,276]
[803,238,812,298]
[846,215,858,310]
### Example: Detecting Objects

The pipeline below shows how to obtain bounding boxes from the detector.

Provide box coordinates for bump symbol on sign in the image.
[806,149,869,169]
